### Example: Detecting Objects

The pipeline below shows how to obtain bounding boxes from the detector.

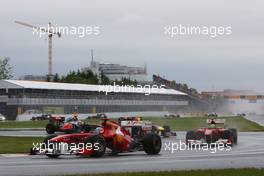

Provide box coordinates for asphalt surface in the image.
[0,132,264,176]
[0,130,68,137]
[0,130,47,137]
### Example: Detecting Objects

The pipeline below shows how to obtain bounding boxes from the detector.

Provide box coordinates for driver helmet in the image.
[209,119,216,128]
[72,111,79,120]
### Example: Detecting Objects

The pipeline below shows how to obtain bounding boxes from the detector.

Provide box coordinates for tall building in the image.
[86,58,148,82]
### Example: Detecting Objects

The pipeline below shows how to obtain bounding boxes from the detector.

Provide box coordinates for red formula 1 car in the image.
[186,119,238,146]
[32,119,161,158]
[45,116,99,134]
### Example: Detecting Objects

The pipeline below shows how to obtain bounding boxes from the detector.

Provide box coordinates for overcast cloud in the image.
[0,0,263,91]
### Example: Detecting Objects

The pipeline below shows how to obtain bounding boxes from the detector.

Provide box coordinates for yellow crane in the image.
[15,21,61,78]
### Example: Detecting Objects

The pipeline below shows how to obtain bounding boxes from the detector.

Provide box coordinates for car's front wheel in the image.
[142,133,161,155]
[229,128,238,144]
[43,135,60,158]
[222,130,234,147]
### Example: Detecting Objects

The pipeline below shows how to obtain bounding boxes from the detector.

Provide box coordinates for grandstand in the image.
[0,80,189,120]
[152,75,212,112]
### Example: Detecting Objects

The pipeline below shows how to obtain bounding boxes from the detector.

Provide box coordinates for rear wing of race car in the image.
[206,119,226,124]
[120,120,152,127]
[50,116,65,122]
[118,117,142,121]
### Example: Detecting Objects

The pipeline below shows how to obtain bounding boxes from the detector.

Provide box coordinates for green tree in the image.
[53,73,60,82]
[113,77,137,86]
[101,73,110,85]
[58,69,99,84]
[171,80,176,86]
[0,57,13,79]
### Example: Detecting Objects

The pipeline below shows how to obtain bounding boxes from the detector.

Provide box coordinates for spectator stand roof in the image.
[0,80,186,96]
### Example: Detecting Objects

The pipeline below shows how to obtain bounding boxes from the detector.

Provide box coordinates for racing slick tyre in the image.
[30,134,56,155]
[84,135,106,157]
[142,133,162,155]
[222,130,234,147]
[229,128,238,145]
[46,123,56,134]
[186,130,196,144]
[43,135,60,158]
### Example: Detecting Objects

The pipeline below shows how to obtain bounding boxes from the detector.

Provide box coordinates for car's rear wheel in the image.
[186,130,196,143]
[142,133,161,155]
[46,123,56,134]
[84,135,106,157]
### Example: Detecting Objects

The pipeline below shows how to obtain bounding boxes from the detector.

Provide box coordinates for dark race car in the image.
[164,113,180,118]
[45,116,99,134]
[31,118,161,158]
[118,117,177,138]
[237,113,246,117]
[87,113,107,119]
[186,119,238,147]
[31,114,51,121]
[205,113,218,118]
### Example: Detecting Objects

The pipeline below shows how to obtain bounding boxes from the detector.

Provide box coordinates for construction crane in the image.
[15,21,61,78]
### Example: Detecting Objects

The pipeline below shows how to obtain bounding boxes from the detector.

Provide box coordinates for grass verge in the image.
[0,136,44,154]
[0,120,48,129]
[66,168,264,176]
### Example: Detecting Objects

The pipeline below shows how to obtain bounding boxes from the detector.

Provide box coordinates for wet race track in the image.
[0,131,264,176]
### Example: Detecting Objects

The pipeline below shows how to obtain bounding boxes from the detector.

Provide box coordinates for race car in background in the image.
[31,114,52,121]
[87,113,107,119]
[45,116,99,134]
[164,113,180,118]
[118,117,177,138]
[237,113,246,117]
[205,113,218,117]
[186,119,238,146]
[31,118,161,158]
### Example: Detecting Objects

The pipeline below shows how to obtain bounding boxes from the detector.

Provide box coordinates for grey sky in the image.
[0,0,263,91]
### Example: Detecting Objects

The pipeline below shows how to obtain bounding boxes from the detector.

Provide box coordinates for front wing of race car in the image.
[30,142,96,156]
